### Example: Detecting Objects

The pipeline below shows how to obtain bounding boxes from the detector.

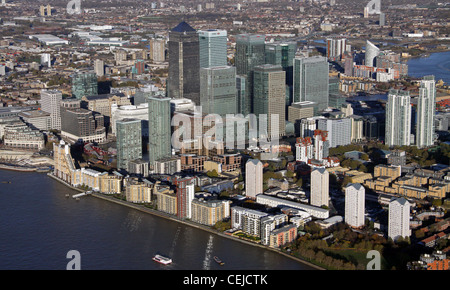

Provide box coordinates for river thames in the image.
[0,169,315,270]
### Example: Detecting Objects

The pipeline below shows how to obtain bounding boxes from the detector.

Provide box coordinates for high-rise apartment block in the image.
[388,197,411,242]
[245,159,263,200]
[94,59,104,77]
[345,183,365,228]
[40,89,62,130]
[148,95,172,165]
[116,119,142,171]
[326,38,348,61]
[317,118,351,148]
[293,56,329,111]
[198,29,228,68]
[174,176,195,219]
[167,22,200,104]
[385,89,411,147]
[310,167,329,207]
[149,37,166,62]
[416,75,436,148]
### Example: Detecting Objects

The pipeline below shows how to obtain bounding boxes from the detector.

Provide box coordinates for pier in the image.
[72,191,92,199]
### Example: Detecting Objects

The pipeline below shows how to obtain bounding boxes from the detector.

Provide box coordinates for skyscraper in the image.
[388,197,411,242]
[345,183,365,228]
[326,38,347,61]
[148,95,172,165]
[385,89,411,147]
[265,41,297,107]
[293,56,329,111]
[236,75,249,115]
[94,59,104,77]
[365,40,380,67]
[235,34,265,113]
[416,75,436,148]
[253,64,286,138]
[149,37,166,62]
[167,21,200,104]
[198,29,228,68]
[116,119,142,171]
[174,176,195,219]
[310,167,329,207]
[317,118,351,148]
[245,159,263,200]
[40,89,62,130]
[71,72,98,99]
[200,66,237,116]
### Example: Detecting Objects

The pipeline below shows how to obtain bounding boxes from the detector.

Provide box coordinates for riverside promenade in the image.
[47,172,324,270]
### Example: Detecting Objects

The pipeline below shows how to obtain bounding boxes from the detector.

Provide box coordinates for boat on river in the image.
[214,256,224,266]
[153,254,172,265]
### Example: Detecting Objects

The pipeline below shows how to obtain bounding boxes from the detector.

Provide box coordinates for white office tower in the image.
[345,183,365,228]
[40,53,51,67]
[1,0,5,6]
[40,89,62,130]
[388,197,411,242]
[310,167,329,207]
[385,89,411,147]
[198,29,228,68]
[416,75,436,148]
[245,159,263,199]
[364,40,380,67]
[94,59,104,77]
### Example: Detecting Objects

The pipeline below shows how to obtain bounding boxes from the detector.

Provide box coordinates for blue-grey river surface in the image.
[406,50,450,84]
[0,169,315,270]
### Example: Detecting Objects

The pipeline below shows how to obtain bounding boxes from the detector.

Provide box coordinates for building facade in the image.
[385,89,411,147]
[167,21,200,104]
[116,119,142,171]
[293,56,329,111]
[310,167,329,207]
[345,183,365,228]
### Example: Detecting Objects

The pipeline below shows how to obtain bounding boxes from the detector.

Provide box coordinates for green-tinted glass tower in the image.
[71,72,98,99]
[235,34,265,114]
[293,56,329,112]
[200,66,237,116]
[116,118,142,171]
[148,95,172,165]
[253,64,286,138]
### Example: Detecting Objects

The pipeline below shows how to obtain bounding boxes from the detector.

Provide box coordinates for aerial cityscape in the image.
[0,0,449,273]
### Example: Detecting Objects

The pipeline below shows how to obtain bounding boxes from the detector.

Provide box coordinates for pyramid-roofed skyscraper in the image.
[168,21,200,105]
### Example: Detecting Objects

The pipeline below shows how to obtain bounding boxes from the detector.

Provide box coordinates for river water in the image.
[406,50,450,84]
[0,169,314,270]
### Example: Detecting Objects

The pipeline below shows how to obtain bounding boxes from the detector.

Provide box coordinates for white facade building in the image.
[388,197,411,242]
[245,159,263,199]
[416,76,436,148]
[345,183,365,228]
[310,167,329,207]
[40,89,62,130]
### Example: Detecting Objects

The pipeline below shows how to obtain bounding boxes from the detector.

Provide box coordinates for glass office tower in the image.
[385,89,411,147]
[200,66,237,116]
[198,29,228,68]
[293,56,329,112]
[71,72,98,99]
